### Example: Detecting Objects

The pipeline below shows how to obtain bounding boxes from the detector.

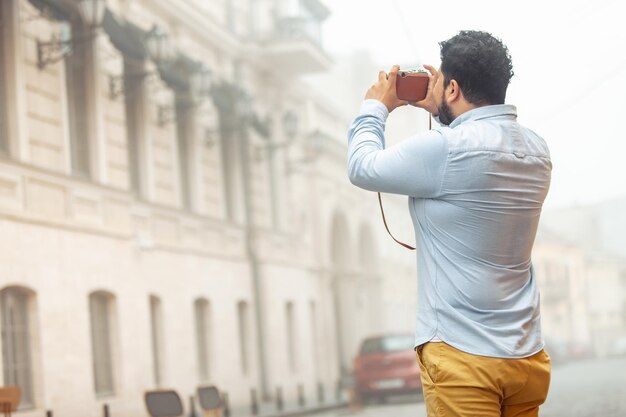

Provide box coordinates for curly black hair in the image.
[439,30,514,105]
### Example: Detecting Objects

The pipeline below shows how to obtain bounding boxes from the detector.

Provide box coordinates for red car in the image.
[353,334,422,402]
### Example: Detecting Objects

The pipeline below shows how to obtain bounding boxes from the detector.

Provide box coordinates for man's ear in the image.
[446,79,461,103]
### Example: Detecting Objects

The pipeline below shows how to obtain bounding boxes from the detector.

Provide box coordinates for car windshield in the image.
[360,335,414,354]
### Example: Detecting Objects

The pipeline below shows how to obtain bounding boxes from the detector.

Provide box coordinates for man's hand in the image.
[365,65,407,113]
[410,64,439,116]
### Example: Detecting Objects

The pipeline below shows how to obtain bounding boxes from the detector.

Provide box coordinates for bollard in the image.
[46,411,53,417]
[222,392,231,417]
[189,395,198,417]
[103,404,110,417]
[297,384,305,408]
[317,382,324,404]
[275,386,283,411]
[250,388,259,415]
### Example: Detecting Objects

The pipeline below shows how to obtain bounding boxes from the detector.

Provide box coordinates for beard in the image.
[437,92,455,126]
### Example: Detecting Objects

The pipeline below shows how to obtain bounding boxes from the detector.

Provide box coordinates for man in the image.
[347,30,552,417]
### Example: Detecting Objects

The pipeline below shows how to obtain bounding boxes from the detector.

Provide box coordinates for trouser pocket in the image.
[416,343,438,384]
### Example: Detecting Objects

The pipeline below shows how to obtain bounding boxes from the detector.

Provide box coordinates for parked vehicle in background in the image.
[353,334,422,402]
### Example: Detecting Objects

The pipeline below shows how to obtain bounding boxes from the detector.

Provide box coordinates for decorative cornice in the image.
[148,0,241,54]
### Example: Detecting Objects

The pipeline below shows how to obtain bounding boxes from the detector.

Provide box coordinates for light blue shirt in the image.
[347,100,552,358]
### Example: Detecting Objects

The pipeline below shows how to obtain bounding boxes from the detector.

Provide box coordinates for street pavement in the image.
[298,355,626,417]
[541,355,626,417]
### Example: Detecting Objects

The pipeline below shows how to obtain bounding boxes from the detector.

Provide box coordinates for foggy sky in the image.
[322,0,626,209]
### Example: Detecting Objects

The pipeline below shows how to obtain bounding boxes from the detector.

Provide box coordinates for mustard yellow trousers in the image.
[416,342,551,417]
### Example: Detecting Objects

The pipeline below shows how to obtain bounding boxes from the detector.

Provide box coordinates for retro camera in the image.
[396,69,429,102]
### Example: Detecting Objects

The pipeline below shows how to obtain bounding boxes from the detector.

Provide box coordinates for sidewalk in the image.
[231,397,348,417]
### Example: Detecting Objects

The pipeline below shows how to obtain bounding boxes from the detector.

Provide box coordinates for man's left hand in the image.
[365,65,407,113]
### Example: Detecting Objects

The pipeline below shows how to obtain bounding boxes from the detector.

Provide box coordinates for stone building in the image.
[0,1,418,416]
[533,198,626,359]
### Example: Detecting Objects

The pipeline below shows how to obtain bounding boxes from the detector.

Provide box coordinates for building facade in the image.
[0,1,419,416]
[533,199,626,360]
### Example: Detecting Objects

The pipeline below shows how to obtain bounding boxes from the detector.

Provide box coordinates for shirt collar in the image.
[449,104,518,128]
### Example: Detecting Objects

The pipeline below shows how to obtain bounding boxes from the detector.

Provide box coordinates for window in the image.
[237,301,251,374]
[124,57,146,196]
[286,302,297,372]
[220,125,241,222]
[89,291,115,396]
[0,0,10,153]
[149,295,164,387]
[309,301,318,367]
[266,144,280,229]
[176,100,193,209]
[214,81,244,224]
[1,287,35,407]
[65,21,91,177]
[226,0,235,30]
[194,298,210,381]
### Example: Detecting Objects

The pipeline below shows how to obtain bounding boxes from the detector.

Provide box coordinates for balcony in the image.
[257,14,332,76]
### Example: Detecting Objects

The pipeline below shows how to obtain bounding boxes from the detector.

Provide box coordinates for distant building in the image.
[534,197,626,358]
[0,1,418,416]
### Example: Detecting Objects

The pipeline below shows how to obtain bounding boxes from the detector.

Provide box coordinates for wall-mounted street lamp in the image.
[157,105,174,127]
[254,110,298,161]
[36,0,106,70]
[156,64,213,127]
[108,24,176,100]
[203,127,219,148]
[284,128,327,175]
[282,110,299,140]
[209,81,269,138]
[144,25,176,65]
[189,64,213,103]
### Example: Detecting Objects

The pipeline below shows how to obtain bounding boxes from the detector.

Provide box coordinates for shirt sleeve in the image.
[347,99,449,198]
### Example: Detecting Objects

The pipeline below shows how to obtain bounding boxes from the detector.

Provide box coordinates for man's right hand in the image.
[364,65,407,113]
[410,64,439,116]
